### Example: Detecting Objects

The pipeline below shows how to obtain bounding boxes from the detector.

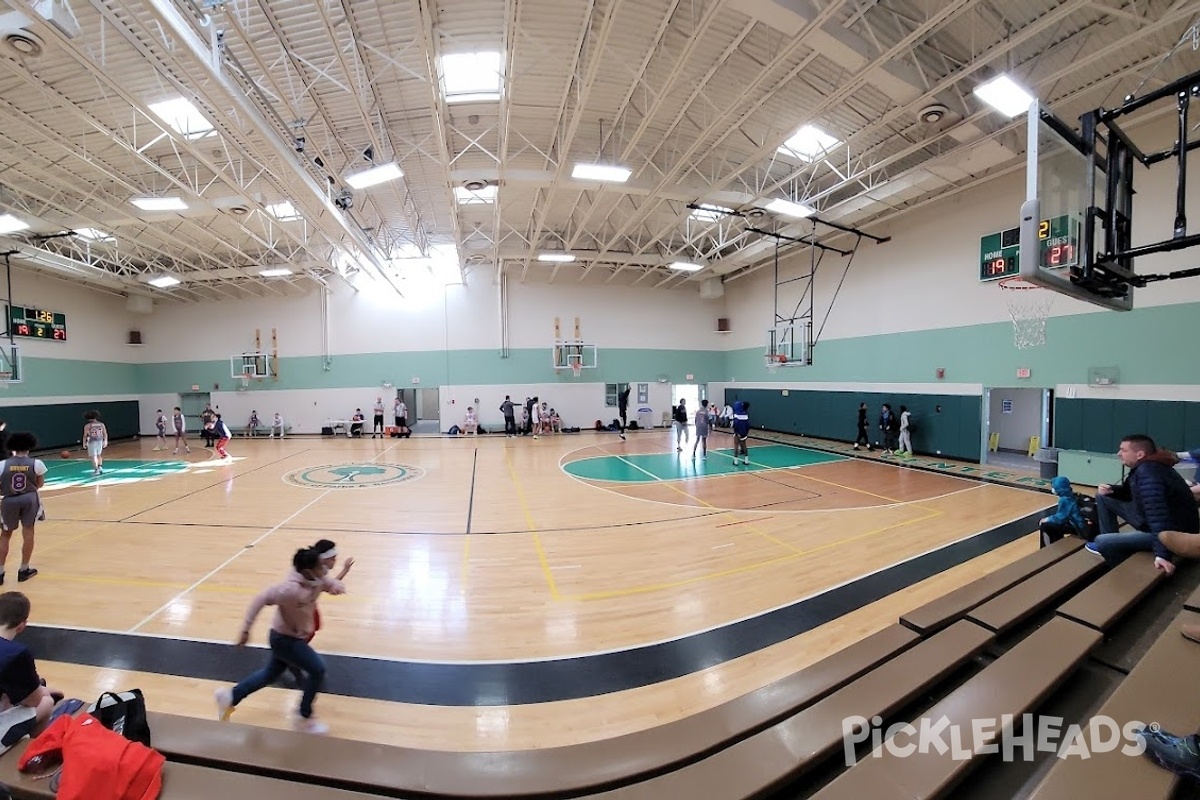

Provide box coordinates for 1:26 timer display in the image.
[8,306,67,341]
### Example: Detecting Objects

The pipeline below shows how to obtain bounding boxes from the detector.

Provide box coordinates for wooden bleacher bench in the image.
[1183,581,1200,614]
[144,624,920,798]
[1056,551,1168,632]
[0,725,386,800]
[901,537,1083,635]
[966,548,1107,634]
[1029,608,1200,799]
[580,620,993,799]
[811,616,1103,799]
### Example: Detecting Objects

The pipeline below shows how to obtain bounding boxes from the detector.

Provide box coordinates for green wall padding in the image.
[1056,398,1200,452]
[0,400,139,452]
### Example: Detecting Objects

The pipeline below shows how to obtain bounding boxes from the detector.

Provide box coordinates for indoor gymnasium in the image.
[0,0,1198,798]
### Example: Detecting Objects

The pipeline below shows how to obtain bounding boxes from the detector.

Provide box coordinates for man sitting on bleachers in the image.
[1084,434,1198,575]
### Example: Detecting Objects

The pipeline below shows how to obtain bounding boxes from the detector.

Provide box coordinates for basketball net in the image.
[0,372,11,390]
[765,353,787,374]
[238,374,251,391]
[999,277,1053,349]
[570,362,582,378]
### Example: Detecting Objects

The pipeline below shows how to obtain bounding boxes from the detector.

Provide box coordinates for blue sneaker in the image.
[1136,725,1200,782]
[1084,543,1104,558]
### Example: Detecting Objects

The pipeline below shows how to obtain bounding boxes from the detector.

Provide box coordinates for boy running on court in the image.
[172,407,190,455]
[287,539,354,684]
[693,399,711,459]
[212,414,233,459]
[81,411,107,476]
[215,547,345,734]
[0,433,44,583]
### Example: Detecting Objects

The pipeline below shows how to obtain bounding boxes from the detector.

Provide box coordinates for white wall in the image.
[987,387,1044,452]
[440,380,676,432]
[8,267,141,365]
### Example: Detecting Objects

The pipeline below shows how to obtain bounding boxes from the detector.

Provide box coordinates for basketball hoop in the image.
[998,277,1054,349]
[764,353,787,374]
[570,361,582,379]
[0,372,11,390]
[238,373,250,392]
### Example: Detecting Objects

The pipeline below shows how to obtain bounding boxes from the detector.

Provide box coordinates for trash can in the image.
[637,407,654,429]
[1033,447,1060,479]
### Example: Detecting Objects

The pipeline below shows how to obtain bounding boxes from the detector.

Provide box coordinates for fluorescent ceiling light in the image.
[974,74,1035,117]
[765,198,815,218]
[689,204,731,222]
[258,267,293,277]
[572,163,631,183]
[0,214,29,235]
[345,162,403,190]
[778,124,841,162]
[74,227,114,242]
[266,201,301,221]
[131,197,187,211]
[148,97,214,140]
[147,275,180,288]
[537,253,576,263]
[454,185,497,205]
[669,261,703,272]
[441,52,502,104]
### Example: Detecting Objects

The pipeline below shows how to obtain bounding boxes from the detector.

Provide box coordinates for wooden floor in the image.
[27,430,1051,750]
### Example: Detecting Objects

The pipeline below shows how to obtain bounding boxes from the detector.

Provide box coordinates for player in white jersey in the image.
[0,433,45,583]
[81,411,108,476]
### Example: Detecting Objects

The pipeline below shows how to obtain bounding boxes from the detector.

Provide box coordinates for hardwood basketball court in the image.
[21,429,1052,750]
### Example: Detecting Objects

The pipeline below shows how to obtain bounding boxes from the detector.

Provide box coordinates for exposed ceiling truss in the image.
[0,0,1193,300]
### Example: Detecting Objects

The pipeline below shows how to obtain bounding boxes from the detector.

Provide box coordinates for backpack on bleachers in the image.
[1075,492,1098,540]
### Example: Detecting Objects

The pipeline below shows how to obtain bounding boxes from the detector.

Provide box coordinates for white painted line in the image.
[712,543,734,550]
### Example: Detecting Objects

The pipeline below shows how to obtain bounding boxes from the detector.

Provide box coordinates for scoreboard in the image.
[979,215,1078,281]
[8,306,67,341]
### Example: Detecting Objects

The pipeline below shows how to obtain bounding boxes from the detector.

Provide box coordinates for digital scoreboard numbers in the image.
[8,306,67,341]
[979,215,1079,281]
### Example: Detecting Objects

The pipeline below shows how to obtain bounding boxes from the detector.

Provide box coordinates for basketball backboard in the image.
[551,341,598,370]
[230,352,271,379]
[1019,99,1133,311]
[765,322,810,367]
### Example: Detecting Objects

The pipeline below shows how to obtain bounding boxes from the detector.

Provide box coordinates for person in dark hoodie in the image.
[1084,434,1198,574]
[1039,476,1086,547]
[731,401,751,466]
[854,403,869,450]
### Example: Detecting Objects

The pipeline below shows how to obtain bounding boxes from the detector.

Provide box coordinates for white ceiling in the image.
[0,0,1196,300]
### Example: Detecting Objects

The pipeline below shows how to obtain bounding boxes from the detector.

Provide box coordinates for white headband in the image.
[319,548,337,559]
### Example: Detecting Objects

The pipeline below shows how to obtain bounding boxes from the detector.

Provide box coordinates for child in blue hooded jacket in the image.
[1039,476,1087,547]
[731,401,751,466]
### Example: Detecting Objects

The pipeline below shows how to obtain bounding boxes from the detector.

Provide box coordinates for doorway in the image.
[179,392,211,421]
[672,384,702,422]
[983,387,1052,471]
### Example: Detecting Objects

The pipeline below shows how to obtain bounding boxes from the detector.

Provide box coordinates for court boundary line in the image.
[27,506,1050,668]
[559,441,846,485]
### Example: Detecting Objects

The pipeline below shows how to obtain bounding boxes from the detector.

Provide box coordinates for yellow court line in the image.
[504,449,560,600]
[570,504,945,602]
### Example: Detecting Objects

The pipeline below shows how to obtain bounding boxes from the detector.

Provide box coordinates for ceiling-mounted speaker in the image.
[699,277,724,300]
[716,317,731,332]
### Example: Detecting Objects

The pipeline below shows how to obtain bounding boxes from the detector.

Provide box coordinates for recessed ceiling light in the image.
[344,162,403,189]
[669,261,704,272]
[74,227,114,242]
[441,52,502,104]
[258,267,293,277]
[537,253,576,263]
[147,275,181,288]
[572,163,632,183]
[765,198,815,218]
[148,97,215,140]
[778,124,841,162]
[131,197,187,212]
[454,185,497,204]
[266,201,301,221]
[689,204,732,222]
[974,74,1035,117]
[0,214,29,235]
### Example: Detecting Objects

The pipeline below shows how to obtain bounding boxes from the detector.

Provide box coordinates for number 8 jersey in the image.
[0,456,45,497]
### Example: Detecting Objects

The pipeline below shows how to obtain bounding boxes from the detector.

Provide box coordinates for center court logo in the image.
[283,463,424,489]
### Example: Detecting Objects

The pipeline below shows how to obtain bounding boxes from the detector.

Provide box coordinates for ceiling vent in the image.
[3,29,42,57]
[225,204,250,216]
[918,104,950,124]
[462,179,488,192]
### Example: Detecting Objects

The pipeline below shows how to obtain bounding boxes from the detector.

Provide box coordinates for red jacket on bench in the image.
[18,713,163,800]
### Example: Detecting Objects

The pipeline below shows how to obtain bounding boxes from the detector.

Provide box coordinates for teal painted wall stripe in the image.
[137,348,728,392]
[0,358,139,398]
[730,300,1200,386]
